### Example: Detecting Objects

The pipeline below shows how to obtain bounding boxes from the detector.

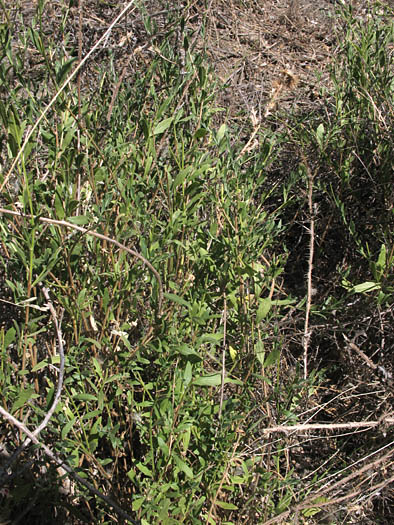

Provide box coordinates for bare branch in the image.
[262,415,394,435]
[0,285,65,481]
[302,160,315,379]
[31,285,65,439]
[0,406,140,524]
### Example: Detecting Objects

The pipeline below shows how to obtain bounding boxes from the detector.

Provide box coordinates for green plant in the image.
[1,2,393,524]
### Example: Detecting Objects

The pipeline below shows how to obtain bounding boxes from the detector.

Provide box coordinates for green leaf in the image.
[73,393,97,402]
[104,374,127,384]
[82,410,102,420]
[56,57,77,85]
[277,490,292,512]
[54,192,65,220]
[215,501,238,510]
[132,497,145,512]
[11,387,35,412]
[4,327,16,348]
[28,26,44,54]
[177,344,202,361]
[264,348,280,368]
[164,292,191,308]
[102,288,110,310]
[341,278,352,291]
[88,417,101,452]
[216,123,227,142]
[181,426,191,454]
[173,454,194,478]
[82,337,101,349]
[136,462,152,477]
[229,345,237,361]
[194,128,209,140]
[256,298,271,322]
[316,123,325,148]
[61,418,76,440]
[173,166,191,188]
[376,244,386,273]
[271,298,296,306]
[302,506,322,518]
[153,117,173,135]
[200,332,223,344]
[254,339,265,366]
[69,448,80,468]
[157,436,170,457]
[140,118,150,139]
[31,359,48,372]
[76,288,87,308]
[183,361,193,386]
[194,373,223,386]
[352,281,380,293]
[62,128,76,151]
[66,215,90,225]
[92,357,103,379]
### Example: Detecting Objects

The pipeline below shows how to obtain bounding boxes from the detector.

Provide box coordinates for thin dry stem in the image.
[262,415,394,434]
[76,0,84,213]
[0,208,163,314]
[303,160,315,379]
[218,293,227,421]
[0,0,137,194]
[0,405,140,525]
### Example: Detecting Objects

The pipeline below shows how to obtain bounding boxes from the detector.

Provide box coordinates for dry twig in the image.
[0,208,163,314]
[218,293,227,421]
[0,0,137,194]
[303,160,315,379]
[0,405,140,524]
[262,415,394,435]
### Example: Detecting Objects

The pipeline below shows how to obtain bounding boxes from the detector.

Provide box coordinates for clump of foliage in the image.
[0,1,393,524]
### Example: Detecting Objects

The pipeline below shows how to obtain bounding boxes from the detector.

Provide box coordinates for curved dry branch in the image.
[31,286,65,438]
[0,285,65,482]
[0,405,140,524]
[0,232,142,523]
[262,415,394,434]
[0,208,163,314]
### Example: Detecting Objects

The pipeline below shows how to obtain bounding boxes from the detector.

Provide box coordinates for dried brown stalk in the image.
[0,208,163,315]
[262,415,394,435]
[303,160,315,379]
